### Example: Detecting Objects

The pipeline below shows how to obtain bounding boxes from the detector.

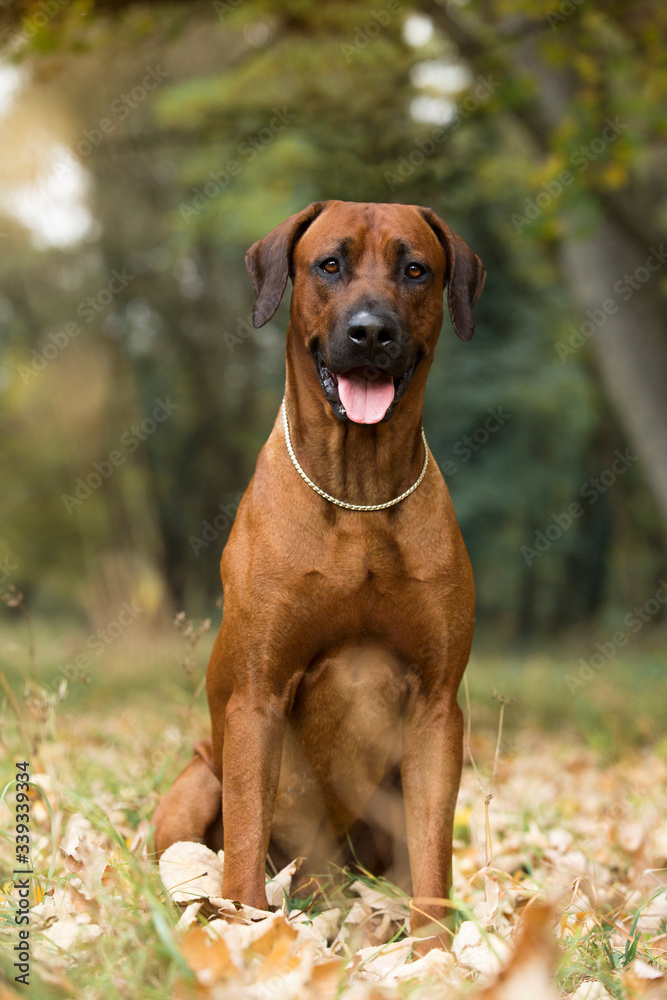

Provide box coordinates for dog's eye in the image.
[321,258,340,274]
[406,262,425,279]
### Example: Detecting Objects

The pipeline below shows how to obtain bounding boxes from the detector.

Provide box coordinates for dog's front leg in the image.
[401,689,464,952]
[219,681,292,909]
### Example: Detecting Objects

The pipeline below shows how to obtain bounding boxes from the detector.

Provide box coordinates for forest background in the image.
[0,0,666,746]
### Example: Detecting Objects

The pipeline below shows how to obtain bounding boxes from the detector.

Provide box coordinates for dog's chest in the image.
[320,524,408,593]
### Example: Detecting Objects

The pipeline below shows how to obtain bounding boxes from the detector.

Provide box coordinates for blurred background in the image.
[0,0,665,749]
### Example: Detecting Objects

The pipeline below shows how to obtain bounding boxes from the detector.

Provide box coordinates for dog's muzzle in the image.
[313,308,418,424]
[315,354,417,424]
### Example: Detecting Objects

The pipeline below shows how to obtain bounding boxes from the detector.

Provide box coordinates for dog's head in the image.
[246,200,485,424]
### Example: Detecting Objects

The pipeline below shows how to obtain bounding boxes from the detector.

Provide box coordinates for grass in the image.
[2,610,665,754]
[0,608,666,998]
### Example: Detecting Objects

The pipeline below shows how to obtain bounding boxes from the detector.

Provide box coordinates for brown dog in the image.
[153,201,485,947]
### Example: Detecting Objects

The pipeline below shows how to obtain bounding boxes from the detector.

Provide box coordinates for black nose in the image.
[346,310,398,348]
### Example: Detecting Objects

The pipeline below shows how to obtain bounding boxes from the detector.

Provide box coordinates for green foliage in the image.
[0,0,664,640]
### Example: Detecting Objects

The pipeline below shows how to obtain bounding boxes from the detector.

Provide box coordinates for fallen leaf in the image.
[354,939,415,982]
[345,901,373,925]
[265,857,304,907]
[244,913,298,961]
[101,864,119,888]
[30,882,91,924]
[209,896,273,921]
[452,920,511,978]
[41,913,103,952]
[473,872,501,928]
[471,905,558,999]
[637,889,667,934]
[159,841,224,902]
[180,923,238,985]
[623,958,666,998]
[569,980,615,999]
[393,947,456,984]
[309,957,345,998]
[61,813,94,856]
[351,880,410,922]
[64,834,111,896]
[175,901,202,931]
[618,821,645,854]
[290,906,342,944]
[649,824,667,864]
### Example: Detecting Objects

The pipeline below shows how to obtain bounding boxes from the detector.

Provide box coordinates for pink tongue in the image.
[337,369,395,424]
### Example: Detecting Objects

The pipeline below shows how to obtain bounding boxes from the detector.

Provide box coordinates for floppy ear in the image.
[419,207,486,342]
[245,201,329,328]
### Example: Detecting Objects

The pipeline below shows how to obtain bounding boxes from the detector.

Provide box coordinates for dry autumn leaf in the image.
[622,958,666,999]
[158,841,224,902]
[180,923,238,985]
[471,905,558,1000]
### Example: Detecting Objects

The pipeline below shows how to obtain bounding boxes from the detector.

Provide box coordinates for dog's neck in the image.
[283,338,428,507]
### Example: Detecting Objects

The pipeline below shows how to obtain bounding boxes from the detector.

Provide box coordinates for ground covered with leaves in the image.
[1,626,666,999]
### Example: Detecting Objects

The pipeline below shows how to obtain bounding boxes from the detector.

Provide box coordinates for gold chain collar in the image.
[281,399,429,511]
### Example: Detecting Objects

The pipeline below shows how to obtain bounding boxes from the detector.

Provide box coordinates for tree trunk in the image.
[420,1,667,533]
[559,217,667,528]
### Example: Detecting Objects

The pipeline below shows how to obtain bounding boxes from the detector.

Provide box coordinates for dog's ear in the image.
[419,207,486,342]
[245,201,329,328]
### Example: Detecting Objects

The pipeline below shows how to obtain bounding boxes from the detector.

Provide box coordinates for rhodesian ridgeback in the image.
[153,201,486,947]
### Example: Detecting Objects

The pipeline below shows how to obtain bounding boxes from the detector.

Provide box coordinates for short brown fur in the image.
[153,201,486,949]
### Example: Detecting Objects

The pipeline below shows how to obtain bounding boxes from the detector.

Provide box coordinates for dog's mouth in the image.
[315,355,417,424]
